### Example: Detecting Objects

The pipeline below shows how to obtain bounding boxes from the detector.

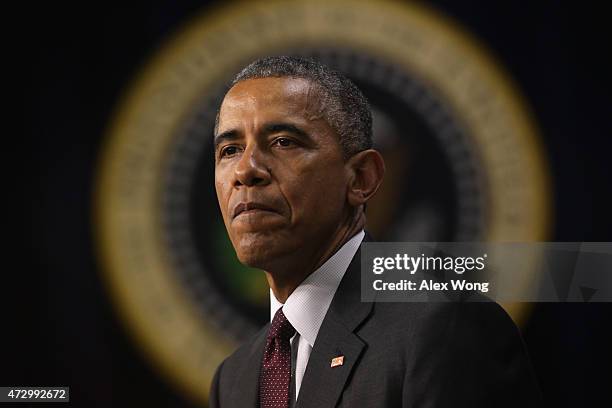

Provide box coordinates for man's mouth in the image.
[232,202,278,219]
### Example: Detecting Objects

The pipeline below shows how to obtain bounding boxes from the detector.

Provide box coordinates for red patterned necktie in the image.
[259,307,296,408]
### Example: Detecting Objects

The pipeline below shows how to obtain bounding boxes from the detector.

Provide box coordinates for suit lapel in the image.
[294,317,366,408]
[229,324,268,407]
[295,236,374,408]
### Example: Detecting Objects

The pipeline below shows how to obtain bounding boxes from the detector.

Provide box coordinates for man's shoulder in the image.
[364,300,521,346]
[217,323,269,373]
[373,297,512,320]
[210,322,270,405]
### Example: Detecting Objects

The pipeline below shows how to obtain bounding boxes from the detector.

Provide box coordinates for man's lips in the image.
[232,202,279,219]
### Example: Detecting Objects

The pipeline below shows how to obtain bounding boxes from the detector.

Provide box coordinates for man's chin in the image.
[236,251,277,271]
[232,232,293,270]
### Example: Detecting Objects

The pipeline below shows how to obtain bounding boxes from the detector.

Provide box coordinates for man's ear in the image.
[346,149,385,207]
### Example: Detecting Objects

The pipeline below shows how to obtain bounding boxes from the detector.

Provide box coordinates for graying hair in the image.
[216,56,373,158]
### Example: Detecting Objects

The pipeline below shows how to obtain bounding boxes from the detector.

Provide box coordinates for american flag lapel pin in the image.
[330,355,345,368]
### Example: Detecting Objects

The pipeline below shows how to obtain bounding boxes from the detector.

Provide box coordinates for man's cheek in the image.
[288,189,325,223]
[214,180,230,215]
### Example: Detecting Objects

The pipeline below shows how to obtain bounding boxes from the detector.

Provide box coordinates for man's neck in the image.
[266,212,365,303]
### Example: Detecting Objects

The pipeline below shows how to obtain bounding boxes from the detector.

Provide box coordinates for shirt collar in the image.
[270,230,365,347]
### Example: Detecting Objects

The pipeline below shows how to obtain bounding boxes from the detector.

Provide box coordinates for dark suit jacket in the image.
[209,236,541,407]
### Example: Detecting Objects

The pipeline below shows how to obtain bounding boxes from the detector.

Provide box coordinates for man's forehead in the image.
[220,77,318,115]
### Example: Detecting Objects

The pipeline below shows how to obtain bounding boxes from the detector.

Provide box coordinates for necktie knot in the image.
[268,307,296,342]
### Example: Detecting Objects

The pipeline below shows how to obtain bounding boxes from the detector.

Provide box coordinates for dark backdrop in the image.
[11,1,612,407]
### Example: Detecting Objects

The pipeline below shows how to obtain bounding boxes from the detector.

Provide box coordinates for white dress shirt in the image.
[269,230,365,401]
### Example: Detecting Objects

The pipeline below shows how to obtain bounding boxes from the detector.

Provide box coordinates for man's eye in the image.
[220,146,240,157]
[273,137,295,148]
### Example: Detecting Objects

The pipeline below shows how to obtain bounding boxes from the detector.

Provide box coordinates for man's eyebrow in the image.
[263,123,311,141]
[214,129,239,149]
[214,123,313,149]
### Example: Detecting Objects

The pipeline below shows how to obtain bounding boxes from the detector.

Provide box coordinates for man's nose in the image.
[234,145,271,187]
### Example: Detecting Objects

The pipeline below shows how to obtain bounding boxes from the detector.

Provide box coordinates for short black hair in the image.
[217,56,373,158]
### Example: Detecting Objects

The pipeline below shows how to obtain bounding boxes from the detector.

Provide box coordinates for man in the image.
[209,56,540,407]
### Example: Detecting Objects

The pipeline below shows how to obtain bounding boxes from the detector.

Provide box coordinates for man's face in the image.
[214,77,349,269]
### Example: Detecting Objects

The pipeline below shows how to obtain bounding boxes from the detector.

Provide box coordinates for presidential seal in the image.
[95,0,551,404]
